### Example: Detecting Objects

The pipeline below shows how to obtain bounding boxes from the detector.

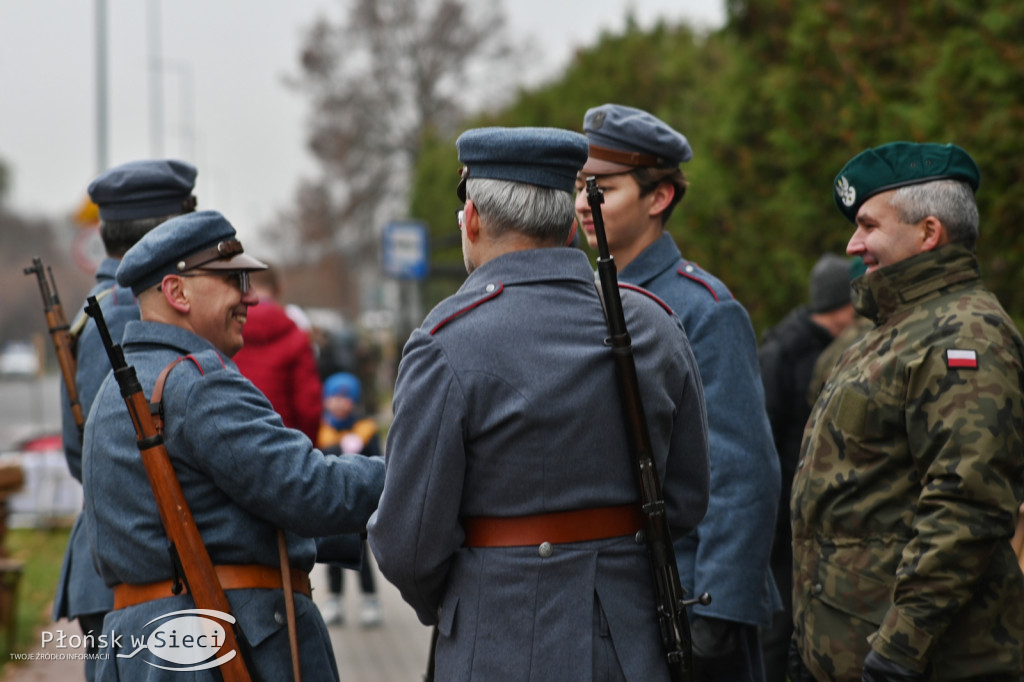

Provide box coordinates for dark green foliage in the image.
[408,0,1024,331]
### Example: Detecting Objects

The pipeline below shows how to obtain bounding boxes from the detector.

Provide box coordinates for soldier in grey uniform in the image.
[575,104,782,682]
[368,126,710,681]
[82,210,385,681]
[55,159,197,681]
[790,142,1024,681]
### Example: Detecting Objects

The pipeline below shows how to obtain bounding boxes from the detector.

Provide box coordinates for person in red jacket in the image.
[234,264,322,442]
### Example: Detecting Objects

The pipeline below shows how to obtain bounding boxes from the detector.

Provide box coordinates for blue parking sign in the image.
[382,221,428,279]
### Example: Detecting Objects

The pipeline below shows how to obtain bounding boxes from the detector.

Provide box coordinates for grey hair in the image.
[466,178,576,244]
[889,180,979,250]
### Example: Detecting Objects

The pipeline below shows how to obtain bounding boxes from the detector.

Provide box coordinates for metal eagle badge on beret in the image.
[835,176,856,209]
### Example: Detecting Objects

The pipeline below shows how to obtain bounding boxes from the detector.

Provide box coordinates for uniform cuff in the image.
[870,607,934,674]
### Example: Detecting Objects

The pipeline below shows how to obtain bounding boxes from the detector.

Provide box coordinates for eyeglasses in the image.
[178,269,251,294]
[455,209,465,229]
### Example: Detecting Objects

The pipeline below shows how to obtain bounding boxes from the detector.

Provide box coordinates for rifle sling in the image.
[142,355,304,677]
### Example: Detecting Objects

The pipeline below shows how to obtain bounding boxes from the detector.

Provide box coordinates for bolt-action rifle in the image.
[585,177,710,682]
[24,257,85,434]
[85,295,260,682]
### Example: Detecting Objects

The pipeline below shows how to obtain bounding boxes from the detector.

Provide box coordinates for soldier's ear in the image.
[464,199,482,244]
[919,216,948,252]
[646,180,675,219]
[159,274,191,313]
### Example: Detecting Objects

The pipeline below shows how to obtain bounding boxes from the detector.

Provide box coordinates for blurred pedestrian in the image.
[369,126,709,680]
[55,158,197,681]
[576,103,781,682]
[83,210,384,680]
[791,142,1024,681]
[234,263,322,442]
[757,252,859,682]
[316,372,383,628]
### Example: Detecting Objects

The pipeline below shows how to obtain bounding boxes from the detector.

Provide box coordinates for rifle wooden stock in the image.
[85,296,258,682]
[585,178,696,682]
[24,257,85,433]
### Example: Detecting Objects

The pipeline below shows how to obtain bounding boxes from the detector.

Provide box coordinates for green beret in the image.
[833,142,980,223]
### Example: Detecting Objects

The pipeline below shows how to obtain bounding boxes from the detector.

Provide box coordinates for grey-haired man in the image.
[369,126,710,681]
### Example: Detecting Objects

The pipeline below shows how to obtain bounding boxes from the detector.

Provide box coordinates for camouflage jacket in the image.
[791,244,1024,681]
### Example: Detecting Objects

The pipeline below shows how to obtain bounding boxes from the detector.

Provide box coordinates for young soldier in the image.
[576,104,781,682]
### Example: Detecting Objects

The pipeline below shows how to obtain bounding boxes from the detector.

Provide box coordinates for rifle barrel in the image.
[26,258,84,431]
[584,177,696,682]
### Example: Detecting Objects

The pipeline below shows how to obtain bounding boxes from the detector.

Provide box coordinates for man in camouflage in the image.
[790,142,1024,682]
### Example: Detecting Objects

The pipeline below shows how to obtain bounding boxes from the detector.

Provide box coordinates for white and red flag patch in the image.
[946,349,978,369]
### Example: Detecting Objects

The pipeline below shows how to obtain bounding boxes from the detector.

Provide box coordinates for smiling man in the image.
[81,210,385,681]
[790,142,1024,682]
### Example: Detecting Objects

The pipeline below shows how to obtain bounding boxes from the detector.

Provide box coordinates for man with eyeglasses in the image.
[81,210,385,680]
[574,104,782,682]
[369,126,710,681]
[54,159,197,681]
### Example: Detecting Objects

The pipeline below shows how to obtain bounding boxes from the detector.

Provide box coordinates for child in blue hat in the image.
[317,372,383,627]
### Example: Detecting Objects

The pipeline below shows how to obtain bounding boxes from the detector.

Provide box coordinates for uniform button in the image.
[538,541,553,558]
[685,265,695,273]
[812,583,823,595]
[274,610,285,625]
[635,530,646,544]
[485,283,496,293]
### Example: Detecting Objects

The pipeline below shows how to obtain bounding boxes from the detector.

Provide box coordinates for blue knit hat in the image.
[323,372,361,403]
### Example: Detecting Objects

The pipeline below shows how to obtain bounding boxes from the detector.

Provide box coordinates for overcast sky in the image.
[0,0,724,250]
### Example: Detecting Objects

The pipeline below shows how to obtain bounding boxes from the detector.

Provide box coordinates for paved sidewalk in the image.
[4,557,434,681]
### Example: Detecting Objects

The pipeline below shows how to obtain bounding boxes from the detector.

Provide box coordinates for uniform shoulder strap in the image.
[69,287,114,339]
[149,355,203,435]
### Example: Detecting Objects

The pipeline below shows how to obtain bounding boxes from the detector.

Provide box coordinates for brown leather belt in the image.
[463,504,644,547]
[113,564,311,611]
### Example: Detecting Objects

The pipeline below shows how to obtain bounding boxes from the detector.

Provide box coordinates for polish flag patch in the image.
[946,349,978,369]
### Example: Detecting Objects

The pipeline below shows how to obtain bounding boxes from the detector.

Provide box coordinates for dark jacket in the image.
[758,305,834,574]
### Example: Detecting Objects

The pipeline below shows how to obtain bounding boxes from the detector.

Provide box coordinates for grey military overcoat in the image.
[55,257,134,622]
[83,321,384,681]
[368,248,710,681]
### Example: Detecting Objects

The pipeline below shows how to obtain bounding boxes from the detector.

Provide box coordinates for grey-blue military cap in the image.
[88,159,197,221]
[456,127,589,201]
[581,104,693,175]
[116,210,267,295]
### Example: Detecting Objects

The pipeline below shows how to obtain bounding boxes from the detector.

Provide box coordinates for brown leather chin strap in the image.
[587,143,663,168]
[175,239,245,272]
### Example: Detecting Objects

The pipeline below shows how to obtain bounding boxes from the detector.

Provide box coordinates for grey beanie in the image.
[809,253,853,313]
